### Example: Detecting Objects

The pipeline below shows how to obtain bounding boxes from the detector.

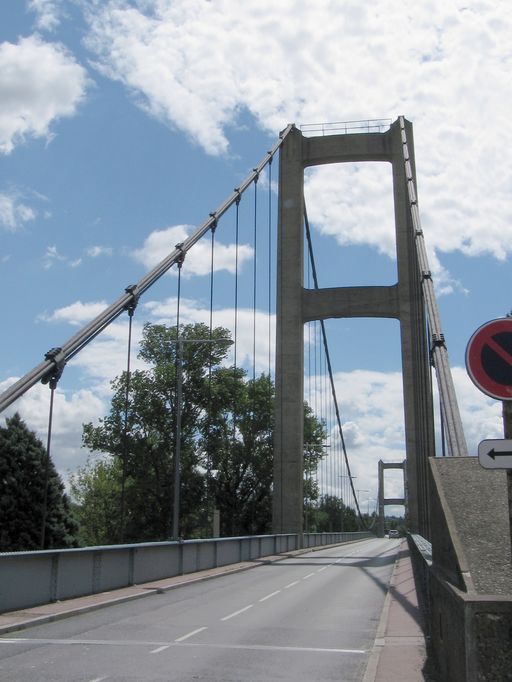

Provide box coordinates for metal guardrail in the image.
[300,119,392,136]
[408,532,432,630]
[0,531,371,613]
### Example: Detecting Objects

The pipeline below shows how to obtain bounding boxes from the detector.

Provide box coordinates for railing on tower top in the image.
[300,119,392,136]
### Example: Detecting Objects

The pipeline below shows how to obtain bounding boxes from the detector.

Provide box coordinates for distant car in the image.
[388,529,399,538]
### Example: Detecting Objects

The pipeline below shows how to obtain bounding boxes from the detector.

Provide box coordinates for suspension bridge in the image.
[0,117,510,681]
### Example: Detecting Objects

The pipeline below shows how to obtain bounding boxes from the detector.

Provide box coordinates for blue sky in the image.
[1,0,510,509]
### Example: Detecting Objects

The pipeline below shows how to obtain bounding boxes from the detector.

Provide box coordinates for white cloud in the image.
[86,245,113,258]
[39,300,109,325]
[311,363,503,511]
[28,0,64,31]
[42,244,66,269]
[132,224,253,277]
[84,0,512,267]
[0,191,36,231]
[0,35,89,154]
[0,377,106,479]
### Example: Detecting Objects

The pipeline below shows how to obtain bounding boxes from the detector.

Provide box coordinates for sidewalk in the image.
[364,540,429,681]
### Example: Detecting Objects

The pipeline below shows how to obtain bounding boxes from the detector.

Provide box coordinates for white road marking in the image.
[174,627,207,642]
[150,645,170,654]
[221,604,254,621]
[0,638,168,647]
[302,572,315,579]
[259,590,281,602]
[284,580,299,589]
[178,642,367,655]
[0,637,367,656]
[317,566,328,572]
[88,678,109,682]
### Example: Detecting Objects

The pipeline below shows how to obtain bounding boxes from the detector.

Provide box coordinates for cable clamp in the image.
[209,212,218,232]
[253,168,260,183]
[421,270,432,281]
[124,284,139,316]
[431,333,446,349]
[175,242,186,268]
[234,188,241,205]
[42,347,66,389]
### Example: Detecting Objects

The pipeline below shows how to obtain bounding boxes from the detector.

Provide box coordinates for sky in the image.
[1,0,511,517]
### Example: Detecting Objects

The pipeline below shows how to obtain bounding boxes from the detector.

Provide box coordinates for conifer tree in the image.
[0,413,78,551]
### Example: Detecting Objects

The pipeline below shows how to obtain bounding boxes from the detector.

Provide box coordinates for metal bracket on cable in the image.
[209,212,218,233]
[421,270,432,281]
[124,284,139,317]
[175,242,186,268]
[42,347,66,389]
[234,188,241,205]
[267,151,273,164]
[431,333,446,349]
[253,168,260,183]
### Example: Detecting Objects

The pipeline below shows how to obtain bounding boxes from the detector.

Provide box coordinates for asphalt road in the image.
[0,537,400,682]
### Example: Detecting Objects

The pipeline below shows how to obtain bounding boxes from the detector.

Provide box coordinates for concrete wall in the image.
[0,531,371,614]
[410,458,512,680]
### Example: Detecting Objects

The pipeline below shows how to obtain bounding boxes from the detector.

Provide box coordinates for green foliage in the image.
[307,495,359,533]
[0,413,78,551]
[69,457,123,546]
[75,322,328,544]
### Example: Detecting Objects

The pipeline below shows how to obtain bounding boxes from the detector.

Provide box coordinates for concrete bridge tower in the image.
[272,119,434,538]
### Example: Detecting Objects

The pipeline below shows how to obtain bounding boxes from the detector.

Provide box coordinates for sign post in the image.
[466,318,512,556]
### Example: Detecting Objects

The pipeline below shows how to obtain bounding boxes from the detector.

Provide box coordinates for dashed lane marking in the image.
[259,590,281,602]
[174,627,208,642]
[283,580,299,589]
[150,645,169,654]
[220,605,254,621]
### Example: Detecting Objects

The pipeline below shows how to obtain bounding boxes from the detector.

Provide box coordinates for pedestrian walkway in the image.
[364,540,429,681]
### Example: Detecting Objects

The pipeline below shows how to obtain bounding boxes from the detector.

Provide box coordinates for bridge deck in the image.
[0,540,427,681]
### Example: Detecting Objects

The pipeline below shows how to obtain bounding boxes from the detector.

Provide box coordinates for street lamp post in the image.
[171,336,233,540]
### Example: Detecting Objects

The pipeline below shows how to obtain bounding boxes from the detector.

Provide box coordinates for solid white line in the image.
[150,645,170,654]
[178,641,367,655]
[302,572,315,579]
[221,604,254,621]
[175,627,207,642]
[284,580,299,589]
[259,590,281,602]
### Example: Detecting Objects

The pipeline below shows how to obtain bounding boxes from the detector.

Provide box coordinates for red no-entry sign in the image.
[466,318,512,400]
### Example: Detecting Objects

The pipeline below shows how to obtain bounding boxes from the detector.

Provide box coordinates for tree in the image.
[310,495,359,533]
[69,457,122,546]
[0,413,78,551]
[75,321,328,543]
[80,322,230,542]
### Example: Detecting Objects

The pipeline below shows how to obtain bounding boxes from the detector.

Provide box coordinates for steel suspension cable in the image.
[304,207,366,527]
[171,254,184,539]
[232,192,241,446]
[0,126,294,415]
[398,116,467,458]
[120,297,137,542]
[206,220,217,534]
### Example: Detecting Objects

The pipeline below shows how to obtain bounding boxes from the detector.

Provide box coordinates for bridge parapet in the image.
[418,458,512,681]
[0,532,371,615]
